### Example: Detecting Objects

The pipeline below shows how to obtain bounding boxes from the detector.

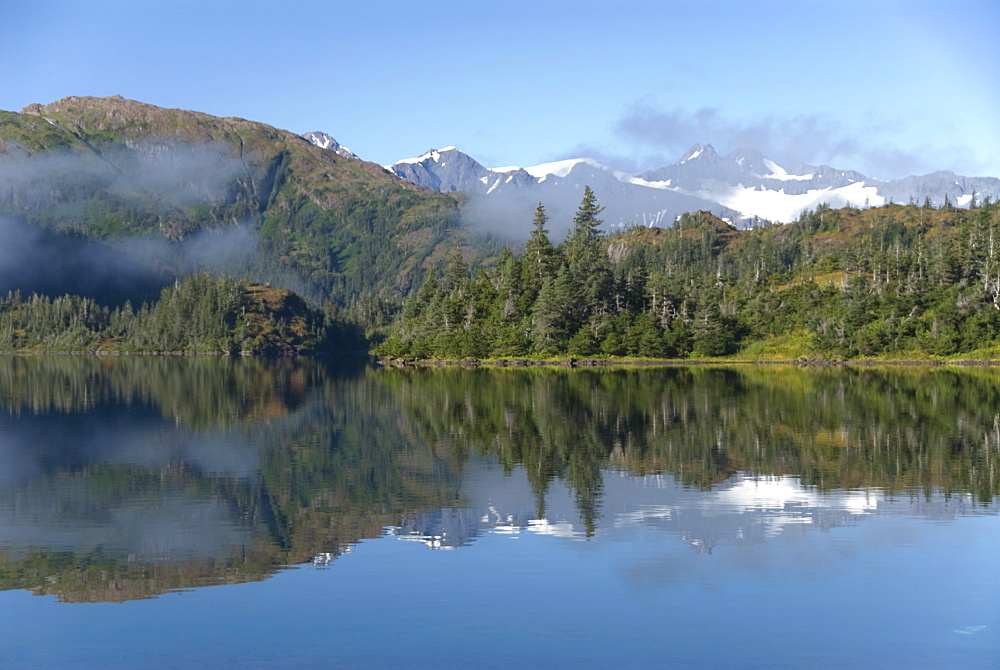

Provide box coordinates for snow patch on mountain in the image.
[524,158,608,180]
[624,176,674,191]
[679,143,714,164]
[301,131,359,160]
[696,182,886,223]
[759,159,814,181]
[393,147,459,166]
[386,144,1000,237]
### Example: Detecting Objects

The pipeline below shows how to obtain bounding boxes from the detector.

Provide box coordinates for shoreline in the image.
[376,356,1000,369]
[2,350,998,368]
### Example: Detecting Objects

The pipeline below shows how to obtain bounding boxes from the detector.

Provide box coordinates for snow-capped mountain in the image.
[388,146,536,194]
[632,143,881,223]
[385,144,1000,237]
[302,131,359,160]
[386,147,741,238]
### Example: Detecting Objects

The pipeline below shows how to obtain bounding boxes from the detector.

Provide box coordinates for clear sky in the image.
[3,0,998,180]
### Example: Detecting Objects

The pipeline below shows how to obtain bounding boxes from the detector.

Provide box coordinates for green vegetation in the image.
[4,97,1000,357]
[377,190,1000,361]
[0,273,341,354]
[0,96,467,333]
[1,359,995,600]
[0,356,461,601]
[383,365,1000,510]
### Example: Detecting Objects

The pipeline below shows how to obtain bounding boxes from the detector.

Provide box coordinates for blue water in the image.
[0,359,998,668]
[2,466,997,669]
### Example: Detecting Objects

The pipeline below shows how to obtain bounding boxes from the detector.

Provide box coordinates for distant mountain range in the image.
[351,142,1000,237]
[2,93,996,308]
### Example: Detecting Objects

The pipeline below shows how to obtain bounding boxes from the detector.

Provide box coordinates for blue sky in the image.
[3,0,998,179]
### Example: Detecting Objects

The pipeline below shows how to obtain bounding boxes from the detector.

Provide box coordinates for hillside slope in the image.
[0,96,464,321]
[379,200,1000,361]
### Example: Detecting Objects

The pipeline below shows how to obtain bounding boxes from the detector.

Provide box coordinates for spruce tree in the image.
[531,267,574,354]
[563,186,613,327]
[524,203,559,287]
[566,186,604,256]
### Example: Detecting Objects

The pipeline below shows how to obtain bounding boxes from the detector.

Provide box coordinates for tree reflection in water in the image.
[0,356,996,601]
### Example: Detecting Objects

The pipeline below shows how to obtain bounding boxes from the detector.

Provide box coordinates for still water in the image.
[0,356,996,668]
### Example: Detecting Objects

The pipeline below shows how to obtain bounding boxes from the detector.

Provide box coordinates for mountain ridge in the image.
[383,142,1000,235]
[301,131,359,160]
[4,94,998,311]
[0,95,465,324]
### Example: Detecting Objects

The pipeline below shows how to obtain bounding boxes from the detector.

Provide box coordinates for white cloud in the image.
[610,102,984,180]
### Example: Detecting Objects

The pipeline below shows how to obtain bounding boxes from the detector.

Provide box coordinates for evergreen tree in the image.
[563,186,613,325]
[692,284,733,357]
[485,248,532,356]
[565,186,604,259]
[524,203,559,287]
[531,268,574,354]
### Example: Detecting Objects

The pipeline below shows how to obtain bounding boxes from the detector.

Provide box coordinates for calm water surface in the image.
[0,357,997,668]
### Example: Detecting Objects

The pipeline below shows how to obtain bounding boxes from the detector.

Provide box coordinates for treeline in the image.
[375,189,1000,359]
[0,273,343,354]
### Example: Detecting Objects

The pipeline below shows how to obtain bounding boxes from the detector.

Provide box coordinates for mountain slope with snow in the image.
[302,131,360,160]
[386,143,1000,236]
[385,147,739,238]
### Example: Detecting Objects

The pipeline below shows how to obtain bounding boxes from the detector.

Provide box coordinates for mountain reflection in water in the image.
[395,460,994,553]
[0,356,997,603]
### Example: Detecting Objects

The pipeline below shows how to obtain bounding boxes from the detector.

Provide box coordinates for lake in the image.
[0,356,997,668]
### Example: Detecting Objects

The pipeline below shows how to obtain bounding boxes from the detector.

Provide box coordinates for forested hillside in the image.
[4,97,999,359]
[0,96,466,331]
[376,188,1000,360]
[0,274,335,354]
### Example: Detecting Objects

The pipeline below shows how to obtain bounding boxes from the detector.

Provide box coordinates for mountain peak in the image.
[386,141,1000,227]
[302,131,359,160]
[392,146,467,167]
[678,143,718,164]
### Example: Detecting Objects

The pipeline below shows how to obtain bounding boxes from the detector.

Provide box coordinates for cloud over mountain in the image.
[386,143,1000,238]
[612,103,980,181]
